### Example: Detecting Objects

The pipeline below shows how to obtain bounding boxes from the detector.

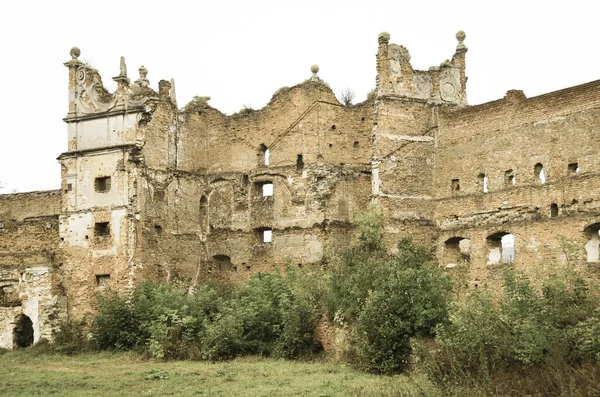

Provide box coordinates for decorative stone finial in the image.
[112,56,130,85]
[456,30,467,51]
[70,47,81,60]
[309,65,322,82]
[378,32,390,44]
[119,57,127,77]
[136,65,149,88]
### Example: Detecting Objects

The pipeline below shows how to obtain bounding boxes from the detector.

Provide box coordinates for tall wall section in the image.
[434,80,600,287]
[136,72,373,284]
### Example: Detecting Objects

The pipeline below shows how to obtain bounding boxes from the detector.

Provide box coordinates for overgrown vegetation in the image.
[88,269,322,361]
[16,206,600,395]
[427,268,600,395]
[327,208,452,373]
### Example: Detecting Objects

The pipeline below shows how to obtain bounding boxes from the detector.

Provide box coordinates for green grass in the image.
[0,351,438,397]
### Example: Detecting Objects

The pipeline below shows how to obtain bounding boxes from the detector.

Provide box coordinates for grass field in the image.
[0,351,439,397]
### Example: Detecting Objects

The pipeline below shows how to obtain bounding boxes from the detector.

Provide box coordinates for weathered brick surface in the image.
[1,33,600,346]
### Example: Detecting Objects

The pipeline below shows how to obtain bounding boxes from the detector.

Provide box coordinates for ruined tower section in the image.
[0,191,65,349]
[59,48,160,317]
[372,32,467,249]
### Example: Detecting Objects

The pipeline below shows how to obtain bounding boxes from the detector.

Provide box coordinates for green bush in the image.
[89,270,322,361]
[571,311,600,362]
[433,268,600,383]
[327,207,388,323]
[355,238,452,374]
[52,319,91,355]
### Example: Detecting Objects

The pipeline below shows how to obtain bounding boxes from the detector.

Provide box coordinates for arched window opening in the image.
[505,170,516,186]
[13,314,34,348]
[550,203,559,218]
[486,232,515,265]
[478,173,488,193]
[212,255,232,271]
[444,237,471,268]
[584,223,600,263]
[534,163,545,184]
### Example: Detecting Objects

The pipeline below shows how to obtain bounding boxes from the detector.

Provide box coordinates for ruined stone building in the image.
[2,31,600,348]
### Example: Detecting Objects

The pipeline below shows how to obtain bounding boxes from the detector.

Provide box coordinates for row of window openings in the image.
[451,162,580,192]
[258,144,360,168]
[447,227,600,267]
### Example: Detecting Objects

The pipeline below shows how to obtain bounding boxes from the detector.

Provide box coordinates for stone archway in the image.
[13,314,34,348]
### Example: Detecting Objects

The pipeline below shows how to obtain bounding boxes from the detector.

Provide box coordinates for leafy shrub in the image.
[571,311,600,362]
[327,207,388,323]
[52,319,91,355]
[356,238,452,374]
[91,292,143,351]
[433,268,600,383]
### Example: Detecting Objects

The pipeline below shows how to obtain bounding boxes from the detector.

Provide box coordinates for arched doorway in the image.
[13,314,34,348]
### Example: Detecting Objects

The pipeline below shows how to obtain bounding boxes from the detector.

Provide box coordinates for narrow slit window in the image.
[534,163,545,184]
[296,154,304,171]
[504,170,516,186]
[478,173,489,193]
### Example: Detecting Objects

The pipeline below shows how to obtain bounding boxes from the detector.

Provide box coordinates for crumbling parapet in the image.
[375,31,467,106]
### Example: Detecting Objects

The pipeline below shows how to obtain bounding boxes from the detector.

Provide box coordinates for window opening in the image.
[353,141,359,149]
[584,223,600,263]
[478,173,489,193]
[263,229,272,243]
[296,154,304,171]
[534,163,545,184]
[504,170,516,186]
[258,144,269,166]
[67,183,73,192]
[444,237,470,268]
[94,222,110,238]
[550,203,558,217]
[94,176,111,193]
[262,183,273,197]
[451,179,460,192]
[212,255,232,271]
[95,274,110,289]
[568,163,580,175]
[255,182,273,198]
[486,232,515,265]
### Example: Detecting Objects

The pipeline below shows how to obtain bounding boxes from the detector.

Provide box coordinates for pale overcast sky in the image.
[1,0,599,193]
